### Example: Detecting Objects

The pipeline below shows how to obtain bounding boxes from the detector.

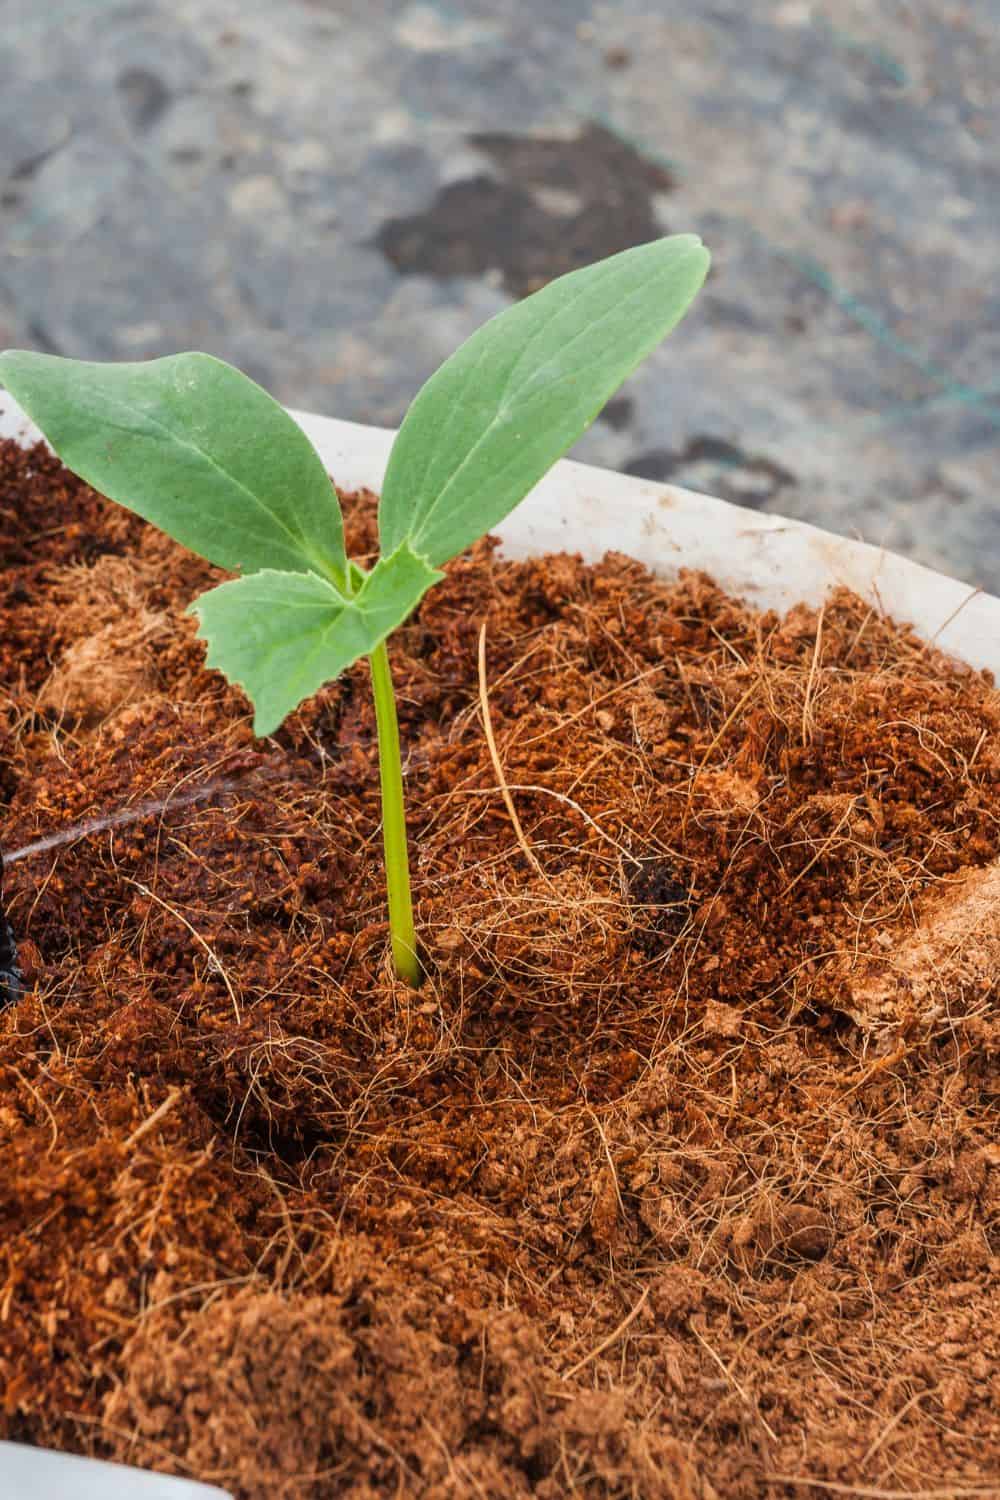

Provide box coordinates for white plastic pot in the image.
[2,399,996,672]
[286,408,1000,674]
[0,1440,229,1498]
[0,397,997,1496]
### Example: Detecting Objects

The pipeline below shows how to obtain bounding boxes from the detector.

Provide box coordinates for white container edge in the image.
[1,396,996,673]
[0,1439,230,1498]
[287,409,998,674]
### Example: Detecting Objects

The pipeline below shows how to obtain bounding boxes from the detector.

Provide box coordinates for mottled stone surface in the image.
[1,0,998,588]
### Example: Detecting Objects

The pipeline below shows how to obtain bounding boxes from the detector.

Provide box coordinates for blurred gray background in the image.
[2,0,998,589]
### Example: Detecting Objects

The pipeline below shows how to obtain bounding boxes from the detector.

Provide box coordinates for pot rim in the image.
[0,1439,230,1498]
[1,396,994,672]
[287,408,995,674]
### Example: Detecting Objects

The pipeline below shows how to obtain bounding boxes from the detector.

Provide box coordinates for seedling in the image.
[0,235,709,986]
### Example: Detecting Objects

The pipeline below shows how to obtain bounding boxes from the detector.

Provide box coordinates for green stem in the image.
[368,640,421,986]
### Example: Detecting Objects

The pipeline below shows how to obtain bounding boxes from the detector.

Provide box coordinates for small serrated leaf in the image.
[191,544,442,735]
[0,349,348,585]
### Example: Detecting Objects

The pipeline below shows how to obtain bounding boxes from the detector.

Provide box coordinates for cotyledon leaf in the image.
[0,349,348,585]
[378,234,709,568]
[190,544,443,736]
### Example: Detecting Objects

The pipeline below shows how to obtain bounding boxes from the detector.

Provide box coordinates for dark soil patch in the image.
[0,851,19,1007]
[1,436,999,1498]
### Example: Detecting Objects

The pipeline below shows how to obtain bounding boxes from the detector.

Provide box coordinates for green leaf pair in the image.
[0,234,708,736]
[0,234,709,985]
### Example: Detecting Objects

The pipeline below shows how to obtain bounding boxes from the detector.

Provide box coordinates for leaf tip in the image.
[251,707,280,738]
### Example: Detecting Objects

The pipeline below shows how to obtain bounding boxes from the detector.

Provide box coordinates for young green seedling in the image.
[0,234,709,986]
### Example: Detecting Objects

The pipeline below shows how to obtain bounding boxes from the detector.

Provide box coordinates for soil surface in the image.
[1,438,999,1499]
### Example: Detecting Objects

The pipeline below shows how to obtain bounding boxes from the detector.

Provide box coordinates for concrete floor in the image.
[2,0,998,590]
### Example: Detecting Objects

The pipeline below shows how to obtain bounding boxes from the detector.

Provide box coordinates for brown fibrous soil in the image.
[1,436,999,1499]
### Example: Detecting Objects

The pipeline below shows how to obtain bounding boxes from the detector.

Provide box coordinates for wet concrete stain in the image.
[117,68,172,133]
[624,437,796,511]
[375,122,673,298]
[597,396,634,431]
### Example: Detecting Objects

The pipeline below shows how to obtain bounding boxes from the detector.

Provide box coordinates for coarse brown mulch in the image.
[1,436,998,1499]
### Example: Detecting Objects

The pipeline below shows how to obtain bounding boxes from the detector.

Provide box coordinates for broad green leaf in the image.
[0,350,348,585]
[378,234,709,567]
[190,544,442,735]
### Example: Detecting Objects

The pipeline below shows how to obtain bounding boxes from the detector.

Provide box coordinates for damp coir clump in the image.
[1,435,998,1499]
